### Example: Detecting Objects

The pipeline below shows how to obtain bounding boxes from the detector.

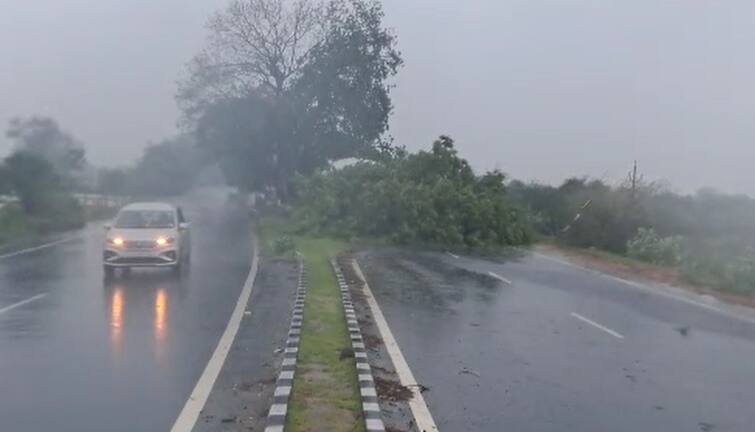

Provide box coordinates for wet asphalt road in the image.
[359,250,755,432]
[0,190,254,432]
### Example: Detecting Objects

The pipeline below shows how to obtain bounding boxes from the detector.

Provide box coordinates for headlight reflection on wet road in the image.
[107,283,171,363]
[109,287,124,354]
[154,288,168,363]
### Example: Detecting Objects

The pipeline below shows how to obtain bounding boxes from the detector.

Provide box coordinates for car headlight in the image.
[108,237,124,246]
[155,236,175,246]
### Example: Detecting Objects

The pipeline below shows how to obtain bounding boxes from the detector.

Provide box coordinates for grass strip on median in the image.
[332,258,385,432]
[264,230,363,432]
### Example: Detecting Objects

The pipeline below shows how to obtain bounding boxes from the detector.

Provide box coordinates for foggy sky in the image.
[3,0,755,195]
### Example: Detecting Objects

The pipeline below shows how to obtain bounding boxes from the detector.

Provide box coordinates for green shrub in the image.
[679,239,755,295]
[626,227,682,265]
[273,235,295,256]
[0,206,32,245]
[293,136,533,249]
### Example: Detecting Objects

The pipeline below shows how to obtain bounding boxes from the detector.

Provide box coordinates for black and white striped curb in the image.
[264,256,307,432]
[331,258,385,432]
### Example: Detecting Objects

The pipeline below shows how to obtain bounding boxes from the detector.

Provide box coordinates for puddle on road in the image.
[357,250,511,315]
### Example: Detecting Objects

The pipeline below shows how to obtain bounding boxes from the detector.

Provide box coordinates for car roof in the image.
[120,202,176,212]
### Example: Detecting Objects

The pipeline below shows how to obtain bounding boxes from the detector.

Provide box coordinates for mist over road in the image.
[0,190,259,431]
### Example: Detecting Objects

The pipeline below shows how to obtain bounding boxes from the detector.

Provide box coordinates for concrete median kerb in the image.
[264,252,307,432]
[331,258,386,432]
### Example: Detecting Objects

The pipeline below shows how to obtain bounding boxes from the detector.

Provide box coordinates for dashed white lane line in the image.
[352,259,439,432]
[530,250,755,326]
[170,236,260,432]
[446,251,459,259]
[571,312,624,339]
[488,271,512,285]
[0,236,80,260]
[0,293,47,315]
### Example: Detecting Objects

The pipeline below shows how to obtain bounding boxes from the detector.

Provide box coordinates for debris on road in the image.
[375,376,412,402]
[459,367,481,378]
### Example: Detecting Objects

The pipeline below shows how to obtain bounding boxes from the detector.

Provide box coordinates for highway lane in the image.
[358,249,755,432]
[0,190,256,432]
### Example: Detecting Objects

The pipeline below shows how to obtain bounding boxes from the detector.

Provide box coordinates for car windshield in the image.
[114,210,175,229]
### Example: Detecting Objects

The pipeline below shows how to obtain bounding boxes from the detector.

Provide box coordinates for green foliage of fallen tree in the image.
[293,136,533,249]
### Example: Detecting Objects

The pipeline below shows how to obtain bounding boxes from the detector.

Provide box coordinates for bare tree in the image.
[178,0,324,116]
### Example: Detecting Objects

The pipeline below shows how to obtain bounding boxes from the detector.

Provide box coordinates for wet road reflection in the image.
[155,287,168,361]
[360,250,755,432]
[0,190,254,432]
[110,287,123,354]
[104,272,183,367]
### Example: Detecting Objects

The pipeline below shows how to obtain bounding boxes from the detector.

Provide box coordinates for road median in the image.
[279,235,364,432]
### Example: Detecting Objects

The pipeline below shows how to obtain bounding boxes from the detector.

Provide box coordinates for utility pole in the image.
[630,160,638,201]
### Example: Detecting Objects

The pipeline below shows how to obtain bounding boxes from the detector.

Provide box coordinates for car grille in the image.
[124,240,155,249]
[112,257,170,265]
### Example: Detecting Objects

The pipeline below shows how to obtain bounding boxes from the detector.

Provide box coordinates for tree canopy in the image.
[178,0,402,199]
[5,116,86,175]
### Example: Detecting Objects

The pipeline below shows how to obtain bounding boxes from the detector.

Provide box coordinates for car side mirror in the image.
[104,223,112,231]
[178,222,190,231]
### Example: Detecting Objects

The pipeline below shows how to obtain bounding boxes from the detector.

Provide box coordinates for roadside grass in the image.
[0,202,117,250]
[257,218,297,260]
[259,217,364,432]
[0,206,34,248]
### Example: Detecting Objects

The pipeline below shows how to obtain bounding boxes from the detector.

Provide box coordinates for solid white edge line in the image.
[0,236,80,260]
[445,251,459,259]
[170,235,259,432]
[0,293,47,315]
[351,259,439,432]
[528,250,755,323]
[571,312,624,339]
[487,271,512,285]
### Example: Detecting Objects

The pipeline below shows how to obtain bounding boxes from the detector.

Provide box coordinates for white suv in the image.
[103,202,191,276]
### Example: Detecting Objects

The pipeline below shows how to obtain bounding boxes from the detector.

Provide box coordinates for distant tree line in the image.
[510,177,755,294]
[0,116,205,243]
[96,136,205,197]
[0,116,87,235]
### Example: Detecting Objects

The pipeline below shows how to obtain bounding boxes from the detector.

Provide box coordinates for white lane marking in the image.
[0,236,80,260]
[571,312,624,339]
[488,271,512,285]
[446,251,459,259]
[0,293,47,315]
[528,250,755,321]
[351,259,439,432]
[170,236,260,432]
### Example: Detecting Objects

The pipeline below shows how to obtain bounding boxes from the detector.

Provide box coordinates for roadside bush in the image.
[28,194,85,233]
[626,227,682,266]
[293,136,533,249]
[679,239,755,295]
[0,206,32,245]
[0,151,85,239]
[273,235,295,256]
